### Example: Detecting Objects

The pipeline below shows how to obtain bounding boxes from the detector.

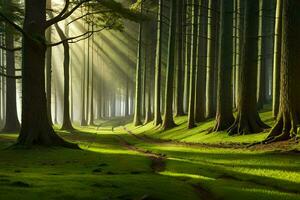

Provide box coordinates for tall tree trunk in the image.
[184,0,191,113]
[195,0,208,123]
[153,0,163,126]
[228,0,269,135]
[133,18,143,126]
[174,0,184,117]
[53,19,74,131]
[266,0,300,142]
[212,0,235,132]
[272,0,282,118]
[46,0,52,126]
[187,0,199,129]
[206,0,218,118]
[88,33,95,126]
[17,0,77,148]
[162,0,177,130]
[3,26,20,132]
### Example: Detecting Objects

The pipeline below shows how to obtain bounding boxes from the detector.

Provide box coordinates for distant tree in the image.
[228,0,269,135]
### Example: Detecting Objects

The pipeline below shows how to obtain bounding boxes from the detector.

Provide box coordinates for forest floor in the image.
[0,110,300,200]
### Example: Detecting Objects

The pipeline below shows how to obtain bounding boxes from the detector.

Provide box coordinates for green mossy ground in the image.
[0,110,299,200]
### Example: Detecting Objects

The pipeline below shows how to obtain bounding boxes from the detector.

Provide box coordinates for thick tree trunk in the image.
[228,0,269,135]
[187,0,199,129]
[3,26,20,132]
[272,0,282,118]
[212,0,235,132]
[174,0,184,117]
[53,20,74,131]
[153,0,163,126]
[17,0,77,148]
[162,0,177,130]
[265,0,300,142]
[195,0,207,123]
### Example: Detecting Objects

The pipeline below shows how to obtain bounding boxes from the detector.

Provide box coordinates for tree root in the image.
[228,114,270,136]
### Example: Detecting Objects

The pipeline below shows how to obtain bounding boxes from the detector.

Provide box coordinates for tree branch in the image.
[0,44,22,52]
[0,11,27,37]
[47,26,108,47]
[0,72,22,79]
[46,0,91,28]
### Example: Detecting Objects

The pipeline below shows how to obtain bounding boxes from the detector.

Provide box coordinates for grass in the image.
[0,110,299,200]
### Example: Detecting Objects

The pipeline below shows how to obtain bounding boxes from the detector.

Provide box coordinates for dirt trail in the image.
[118,127,217,200]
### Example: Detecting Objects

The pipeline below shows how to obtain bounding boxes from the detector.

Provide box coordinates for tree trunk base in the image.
[211,116,235,133]
[161,120,177,131]
[228,113,269,135]
[17,129,79,149]
[264,113,298,143]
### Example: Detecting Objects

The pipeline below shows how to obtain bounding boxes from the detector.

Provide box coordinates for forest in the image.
[0,0,299,199]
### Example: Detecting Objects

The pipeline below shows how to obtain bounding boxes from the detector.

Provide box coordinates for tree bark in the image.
[212,0,235,132]
[3,25,20,132]
[53,19,74,131]
[206,0,218,118]
[265,0,300,142]
[153,0,163,126]
[228,0,269,135]
[17,0,77,148]
[187,0,199,129]
[195,0,207,123]
[272,0,282,118]
[162,0,177,130]
[174,0,184,117]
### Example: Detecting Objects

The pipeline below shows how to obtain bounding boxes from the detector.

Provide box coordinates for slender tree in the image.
[174,0,184,117]
[53,17,74,130]
[187,0,199,129]
[162,0,177,130]
[153,0,163,126]
[3,3,20,133]
[272,0,282,118]
[133,5,143,126]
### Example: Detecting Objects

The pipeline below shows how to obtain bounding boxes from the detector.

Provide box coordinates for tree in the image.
[174,0,184,117]
[161,0,177,130]
[272,0,282,118]
[194,0,207,123]
[212,0,235,132]
[53,19,74,130]
[133,2,143,126]
[206,0,218,118]
[228,0,269,135]
[0,0,20,132]
[153,0,163,126]
[265,0,300,143]
[187,0,199,129]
